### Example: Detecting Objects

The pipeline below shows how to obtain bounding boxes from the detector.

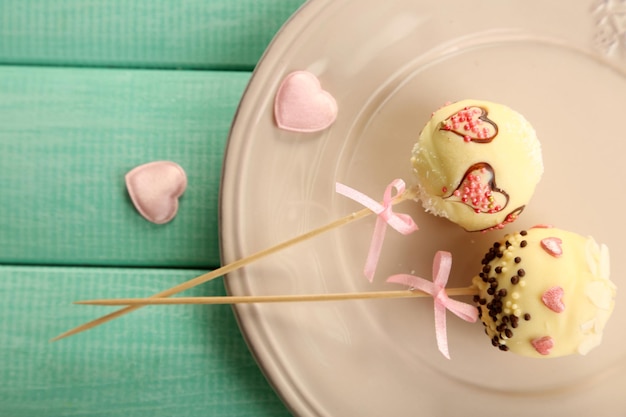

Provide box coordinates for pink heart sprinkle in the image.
[531,336,554,355]
[531,224,553,229]
[125,161,187,224]
[542,286,565,313]
[274,70,338,133]
[541,237,563,257]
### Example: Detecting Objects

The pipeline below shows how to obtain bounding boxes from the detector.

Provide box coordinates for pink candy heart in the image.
[542,286,565,313]
[531,336,554,356]
[125,161,187,224]
[274,71,338,133]
[541,237,563,257]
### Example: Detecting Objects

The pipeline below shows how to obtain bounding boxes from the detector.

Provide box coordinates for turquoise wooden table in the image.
[0,1,306,415]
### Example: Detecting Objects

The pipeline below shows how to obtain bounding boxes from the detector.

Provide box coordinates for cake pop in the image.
[412,99,543,232]
[75,226,617,360]
[472,226,615,358]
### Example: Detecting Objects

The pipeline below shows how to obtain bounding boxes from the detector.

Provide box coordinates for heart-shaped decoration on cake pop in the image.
[542,286,565,313]
[541,237,563,257]
[274,70,338,133]
[125,161,187,224]
[440,106,498,143]
[444,162,509,214]
[531,336,554,356]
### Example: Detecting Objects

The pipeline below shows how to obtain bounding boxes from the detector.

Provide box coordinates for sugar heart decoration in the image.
[542,286,565,313]
[125,161,187,224]
[531,336,554,356]
[274,70,338,133]
[541,237,563,257]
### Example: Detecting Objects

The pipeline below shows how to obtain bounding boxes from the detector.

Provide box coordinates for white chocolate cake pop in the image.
[70,226,616,361]
[472,226,616,358]
[411,100,543,232]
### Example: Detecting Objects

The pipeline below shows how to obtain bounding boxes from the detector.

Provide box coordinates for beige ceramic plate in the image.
[221,0,626,415]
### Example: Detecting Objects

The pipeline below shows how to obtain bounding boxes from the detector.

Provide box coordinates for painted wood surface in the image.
[0,0,305,69]
[0,0,307,415]
[0,66,248,268]
[0,266,290,417]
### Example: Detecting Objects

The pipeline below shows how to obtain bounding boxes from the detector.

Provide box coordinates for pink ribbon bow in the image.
[336,179,418,282]
[387,251,478,359]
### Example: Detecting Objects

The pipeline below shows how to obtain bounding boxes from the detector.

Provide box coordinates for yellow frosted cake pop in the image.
[411,99,543,232]
[472,226,616,358]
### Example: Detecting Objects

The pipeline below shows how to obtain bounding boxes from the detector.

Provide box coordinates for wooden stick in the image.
[75,287,479,306]
[51,188,416,342]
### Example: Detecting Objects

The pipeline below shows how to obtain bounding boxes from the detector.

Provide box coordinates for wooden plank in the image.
[0,265,290,417]
[0,65,250,268]
[0,0,306,70]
